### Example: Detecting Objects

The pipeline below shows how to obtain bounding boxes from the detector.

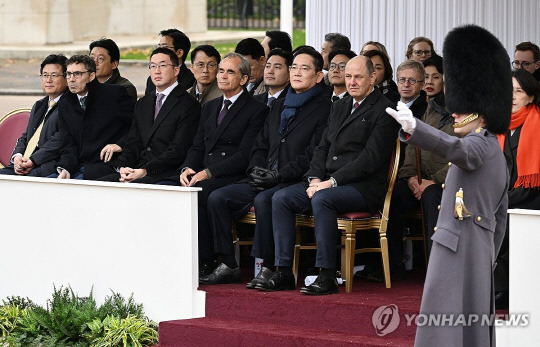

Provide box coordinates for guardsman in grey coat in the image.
[387,25,512,347]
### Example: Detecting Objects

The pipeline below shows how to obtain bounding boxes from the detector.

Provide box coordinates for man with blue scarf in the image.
[201,47,332,285]
[261,56,400,295]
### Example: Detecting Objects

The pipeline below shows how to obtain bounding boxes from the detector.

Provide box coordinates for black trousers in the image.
[386,179,443,267]
[158,175,241,261]
[272,183,367,270]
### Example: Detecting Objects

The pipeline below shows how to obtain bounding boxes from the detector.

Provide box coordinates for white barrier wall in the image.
[0,175,205,323]
[496,209,540,346]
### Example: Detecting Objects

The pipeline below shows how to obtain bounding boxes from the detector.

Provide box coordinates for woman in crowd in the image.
[494,69,540,309]
[406,36,435,63]
[360,40,389,56]
[423,55,444,100]
[362,49,399,103]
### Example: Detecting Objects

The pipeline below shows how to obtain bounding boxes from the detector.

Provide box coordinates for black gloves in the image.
[249,166,281,191]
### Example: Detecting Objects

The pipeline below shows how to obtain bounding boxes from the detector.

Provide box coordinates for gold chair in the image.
[0,108,32,168]
[294,139,401,293]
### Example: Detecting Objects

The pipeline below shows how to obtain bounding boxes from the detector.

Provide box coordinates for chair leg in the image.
[419,202,429,267]
[380,235,391,289]
[344,222,356,293]
[292,226,302,286]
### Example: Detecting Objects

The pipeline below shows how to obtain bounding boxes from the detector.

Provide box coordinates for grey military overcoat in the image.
[403,120,508,347]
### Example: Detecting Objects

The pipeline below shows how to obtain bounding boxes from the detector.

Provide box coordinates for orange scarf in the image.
[497,104,540,188]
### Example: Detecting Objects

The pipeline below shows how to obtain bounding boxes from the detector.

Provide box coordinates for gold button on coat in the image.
[434,227,438,231]
[437,205,441,210]
[441,183,445,189]
[477,216,482,221]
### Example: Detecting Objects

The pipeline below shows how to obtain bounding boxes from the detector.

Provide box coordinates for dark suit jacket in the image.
[408,90,428,119]
[248,91,331,183]
[305,89,400,213]
[106,68,138,103]
[181,91,268,179]
[187,79,223,106]
[56,79,135,177]
[144,63,195,95]
[10,92,67,176]
[253,85,289,106]
[111,84,201,176]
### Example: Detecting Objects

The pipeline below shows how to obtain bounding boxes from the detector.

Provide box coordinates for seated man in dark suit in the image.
[235,38,268,95]
[98,48,201,184]
[52,55,134,179]
[157,52,268,272]
[144,29,195,95]
[89,37,137,102]
[0,54,68,177]
[259,56,400,295]
[201,47,331,285]
[327,49,356,102]
[254,48,292,107]
[187,45,223,105]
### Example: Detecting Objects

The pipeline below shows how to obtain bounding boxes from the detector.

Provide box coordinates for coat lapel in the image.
[210,92,248,149]
[281,97,317,137]
[337,93,376,134]
[149,88,179,138]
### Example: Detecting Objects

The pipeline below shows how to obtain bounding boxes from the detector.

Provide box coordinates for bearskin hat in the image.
[443,25,511,134]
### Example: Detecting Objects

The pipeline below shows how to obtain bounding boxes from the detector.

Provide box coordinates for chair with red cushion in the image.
[0,108,31,168]
[294,139,401,293]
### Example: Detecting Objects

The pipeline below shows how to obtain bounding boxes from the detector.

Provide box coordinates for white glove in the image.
[385,101,416,133]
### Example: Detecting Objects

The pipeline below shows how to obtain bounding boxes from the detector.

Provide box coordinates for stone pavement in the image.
[0,30,265,116]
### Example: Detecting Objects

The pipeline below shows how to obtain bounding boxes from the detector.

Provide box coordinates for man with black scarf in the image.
[201,47,331,285]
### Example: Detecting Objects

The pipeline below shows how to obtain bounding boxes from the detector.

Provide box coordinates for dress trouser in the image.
[158,175,240,261]
[387,179,443,267]
[272,183,368,270]
[208,182,283,260]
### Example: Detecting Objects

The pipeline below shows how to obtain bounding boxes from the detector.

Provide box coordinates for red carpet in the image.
[157,269,426,346]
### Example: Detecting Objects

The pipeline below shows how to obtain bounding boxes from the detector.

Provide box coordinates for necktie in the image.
[196,92,202,102]
[247,83,255,92]
[332,95,340,102]
[154,93,165,120]
[351,102,360,114]
[267,96,276,107]
[80,96,87,111]
[24,99,56,158]
[217,99,232,125]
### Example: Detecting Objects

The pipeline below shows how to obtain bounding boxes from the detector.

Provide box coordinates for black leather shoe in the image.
[367,264,407,283]
[256,270,295,291]
[199,260,218,277]
[300,275,338,295]
[246,267,274,289]
[199,263,241,285]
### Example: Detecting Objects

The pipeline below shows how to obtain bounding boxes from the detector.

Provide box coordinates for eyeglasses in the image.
[289,65,313,74]
[413,50,432,56]
[157,44,175,50]
[65,71,90,79]
[40,73,65,80]
[512,60,536,69]
[194,62,217,70]
[148,63,176,70]
[397,77,424,85]
[329,63,347,71]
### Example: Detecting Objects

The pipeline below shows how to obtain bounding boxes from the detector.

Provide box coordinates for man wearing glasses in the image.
[97,48,200,184]
[327,49,356,102]
[0,54,68,177]
[187,45,223,105]
[52,55,134,180]
[513,41,540,81]
[396,60,428,119]
[144,29,195,95]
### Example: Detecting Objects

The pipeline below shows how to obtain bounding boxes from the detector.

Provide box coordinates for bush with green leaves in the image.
[0,286,158,347]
